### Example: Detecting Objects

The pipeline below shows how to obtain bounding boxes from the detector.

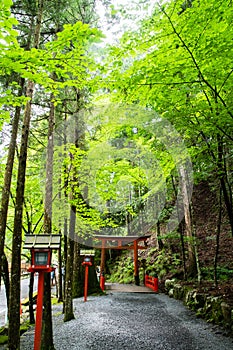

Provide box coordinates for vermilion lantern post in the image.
[82,256,92,302]
[24,234,61,350]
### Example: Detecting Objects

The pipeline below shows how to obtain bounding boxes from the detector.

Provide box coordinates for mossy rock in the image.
[164,279,176,292]
[194,293,207,309]
[173,284,184,300]
[168,288,174,298]
[204,296,223,324]
[221,302,232,327]
[185,290,197,309]
[211,297,224,324]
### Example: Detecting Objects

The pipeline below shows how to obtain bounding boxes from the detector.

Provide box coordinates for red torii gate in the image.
[93,235,151,286]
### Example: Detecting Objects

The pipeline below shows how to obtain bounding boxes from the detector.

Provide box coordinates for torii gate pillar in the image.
[134,240,139,286]
[100,240,106,290]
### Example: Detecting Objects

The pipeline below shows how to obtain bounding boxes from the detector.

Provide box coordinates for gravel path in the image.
[2,290,233,349]
[22,291,233,349]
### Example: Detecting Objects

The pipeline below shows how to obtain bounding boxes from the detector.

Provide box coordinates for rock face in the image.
[164,279,233,335]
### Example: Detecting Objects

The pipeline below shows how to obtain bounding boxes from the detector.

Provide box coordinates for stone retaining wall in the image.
[164,279,233,335]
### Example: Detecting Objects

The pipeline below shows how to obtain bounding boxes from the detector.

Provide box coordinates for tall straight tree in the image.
[0,0,37,300]
[63,116,80,322]
[41,89,56,350]
[8,1,44,348]
[64,204,76,322]
[0,78,24,297]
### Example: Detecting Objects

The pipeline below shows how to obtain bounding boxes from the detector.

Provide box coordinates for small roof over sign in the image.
[80,249,95,256]
[24,234,61,250]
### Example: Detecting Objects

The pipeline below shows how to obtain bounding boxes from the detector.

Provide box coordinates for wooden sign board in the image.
[80,249,95,256]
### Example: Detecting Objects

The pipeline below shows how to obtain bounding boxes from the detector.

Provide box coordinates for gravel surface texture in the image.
[2,290,233,349]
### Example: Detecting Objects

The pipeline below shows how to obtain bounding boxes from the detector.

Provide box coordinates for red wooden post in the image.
[34,271,45,350]
[84,265,89,302]
[145,274,148,286]
[134,240,139,285]
[100,239,106,290]
[82,259,92,302]
[100,272,105,291]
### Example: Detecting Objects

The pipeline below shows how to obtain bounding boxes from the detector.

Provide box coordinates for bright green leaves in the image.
[3,23,102,91]
[104,0,233,188]
[55,22,103,48]
[0,0,18,48]
[0,88,28,107]
[0,7,103,93]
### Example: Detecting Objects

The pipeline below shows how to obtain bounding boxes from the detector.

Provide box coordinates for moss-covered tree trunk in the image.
[180,166,197,276]
[72,242,82,297]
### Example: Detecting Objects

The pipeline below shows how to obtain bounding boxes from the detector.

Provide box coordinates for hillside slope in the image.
[107,181,233,306]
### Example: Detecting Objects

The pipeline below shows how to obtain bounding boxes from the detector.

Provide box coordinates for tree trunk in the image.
[57,141,64,303]
[41,273,54,350]
[41,95,55,350]
[64,92,86,318]
[214,187,222,287]
[64,206,76,322]
[29,272,35,324]
[156,220,164,250]
[178,219,187,280]
[72,242,82,298]
[63,218,68,309]
[8,1,44,347]
[191,204,201,284]
[217,135,233,237]
[0,2,34,285]
[171,175,187,279]
[2,253,10,309]
[8,79,34,350]
[43,95,55,233]
[179,166,196,276]
[0,78,24,285]
[58,245,63,302]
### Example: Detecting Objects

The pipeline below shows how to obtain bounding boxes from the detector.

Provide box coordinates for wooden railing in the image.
[145,274,158,292]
